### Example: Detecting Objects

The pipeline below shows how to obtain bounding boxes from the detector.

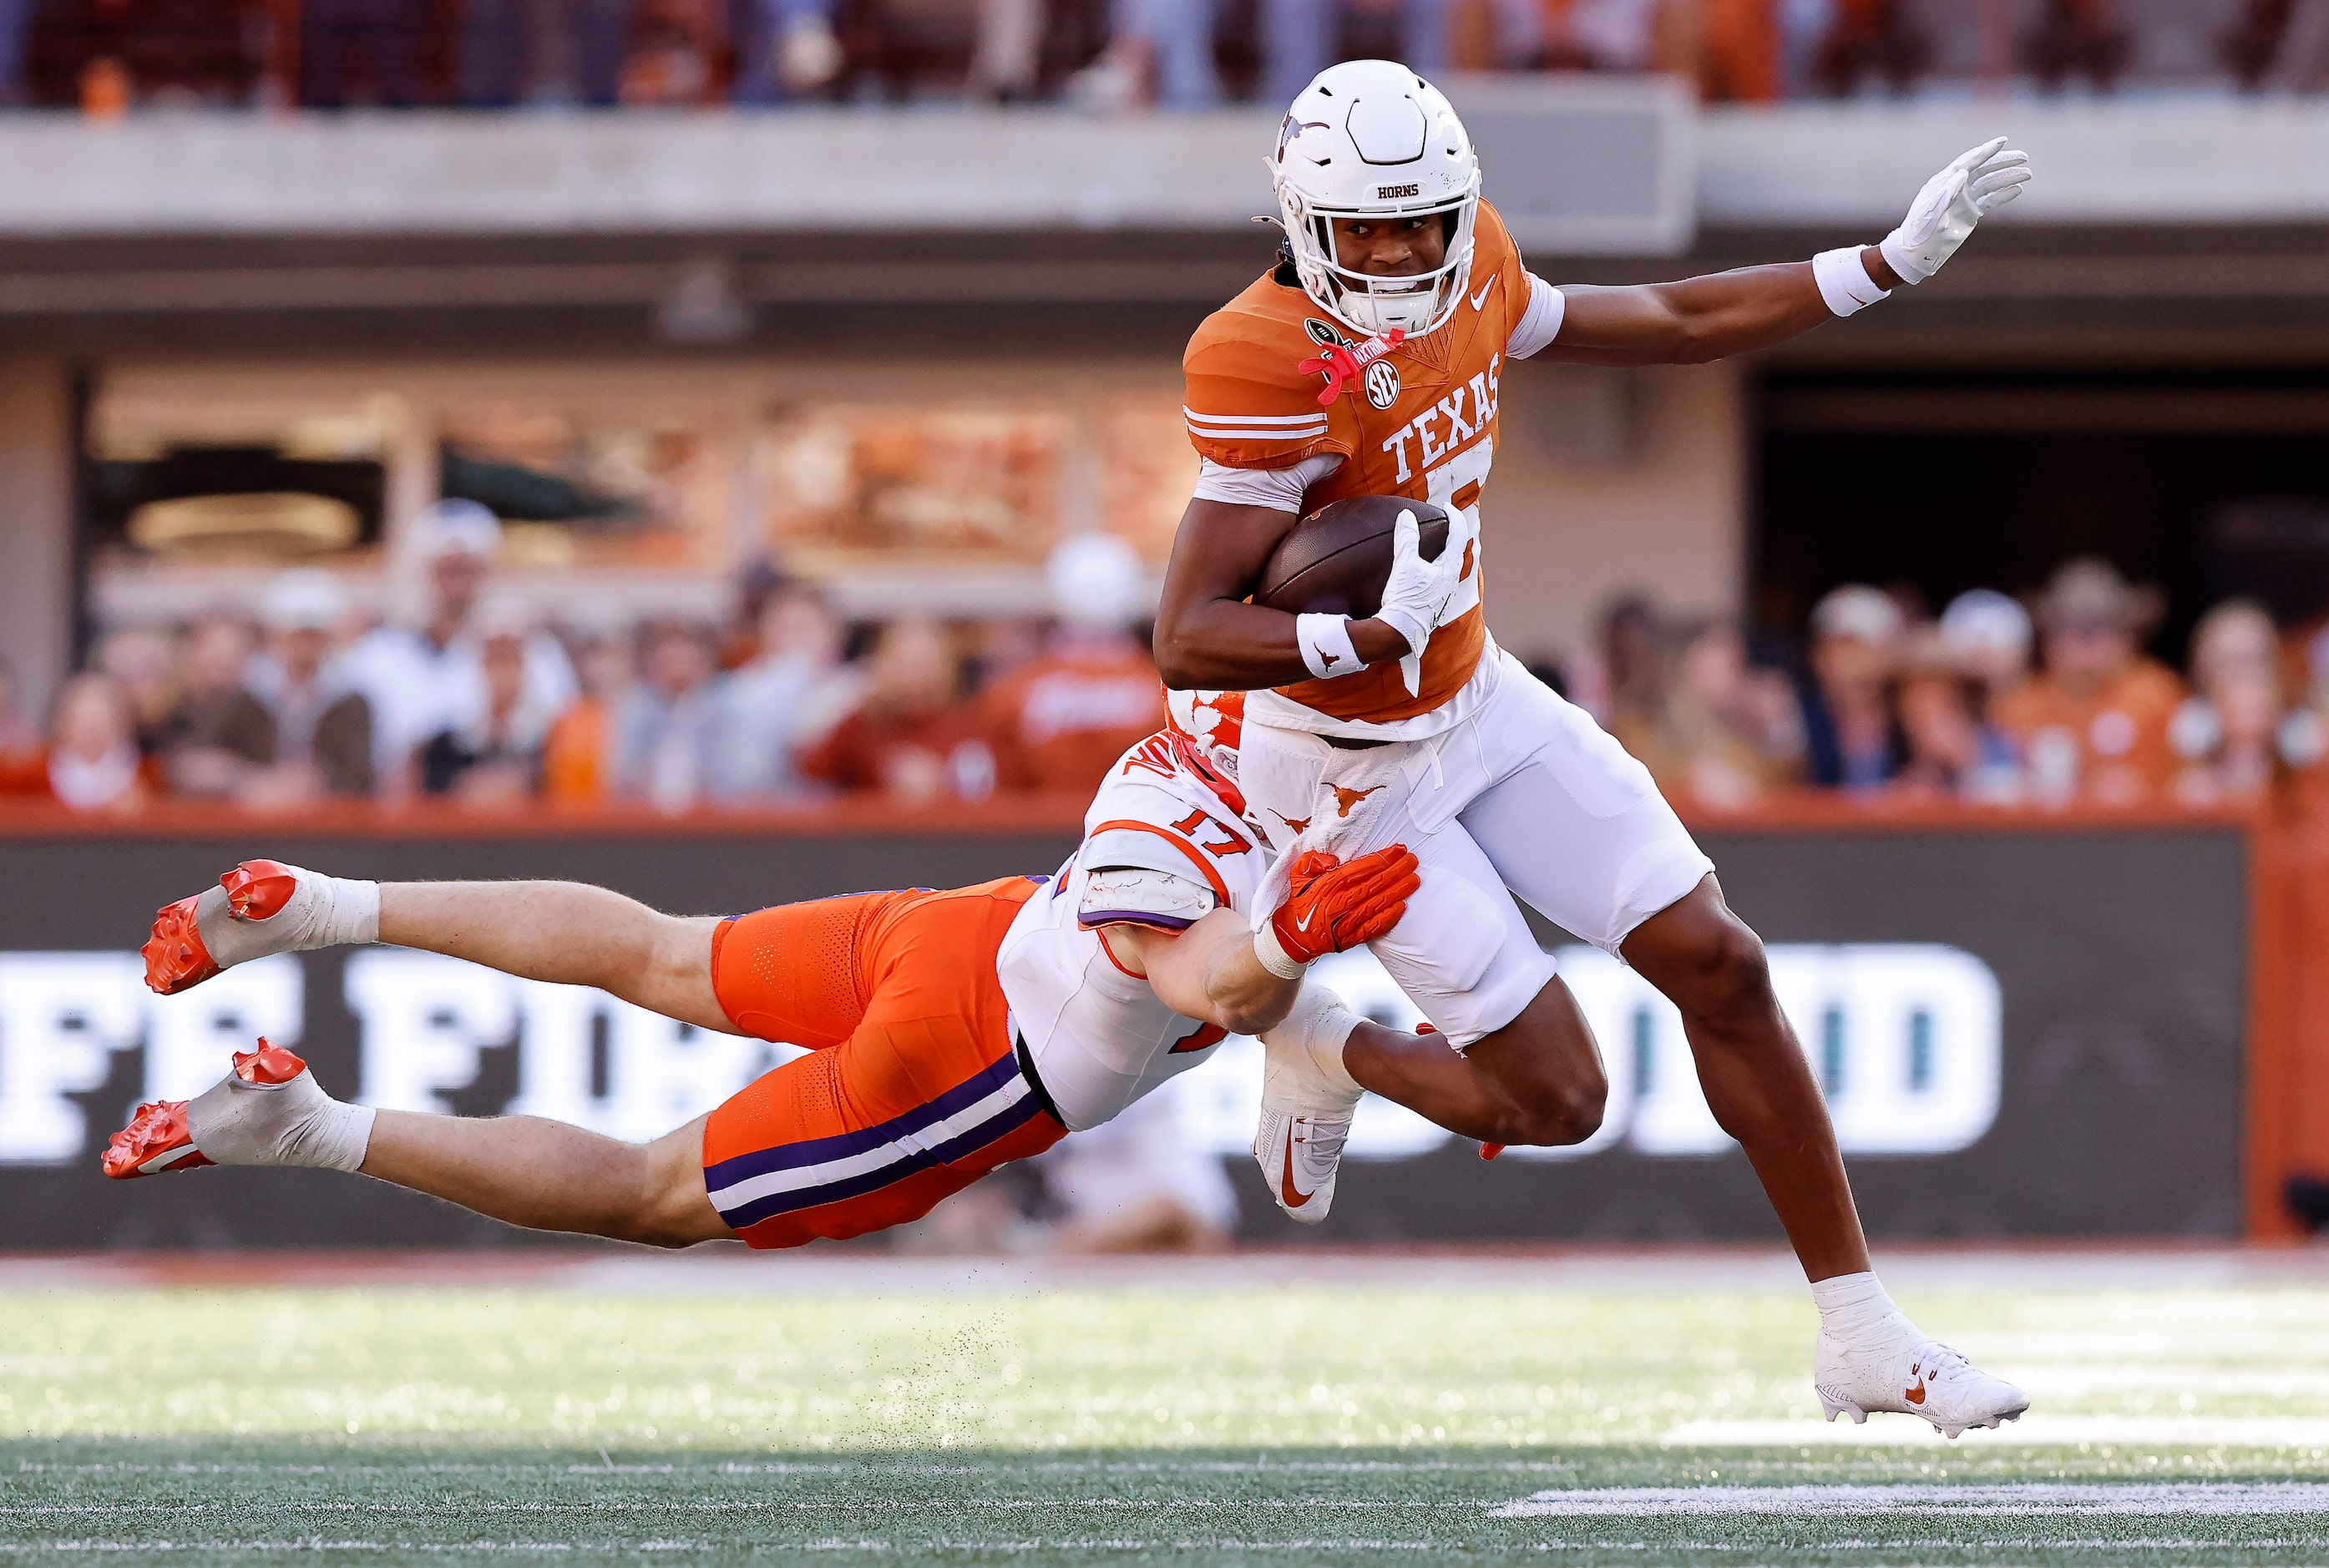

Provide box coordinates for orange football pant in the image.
[700,876,1062,1249]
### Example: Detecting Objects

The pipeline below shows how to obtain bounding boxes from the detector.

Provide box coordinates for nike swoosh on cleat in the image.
[1279,1132,1314,1209]
[1906,1380,1927,1405]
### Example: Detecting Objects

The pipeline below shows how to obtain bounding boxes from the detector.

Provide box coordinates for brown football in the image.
[1253,495,1452,619]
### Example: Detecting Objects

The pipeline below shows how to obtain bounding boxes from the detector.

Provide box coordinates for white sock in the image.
[186,1060,375,1173]
[1263,984,1364,1102]
[1810,1271,1921,1348]
[195,867,381,968]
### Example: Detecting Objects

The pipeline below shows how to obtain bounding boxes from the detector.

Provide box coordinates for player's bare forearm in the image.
[1154,498,1408,688]
[378,881,733,1033]
[1544,248,1901,367]
[1112,911,1299,1036]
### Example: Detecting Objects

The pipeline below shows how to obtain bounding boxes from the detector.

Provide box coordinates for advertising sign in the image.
[0,823,2247,1246]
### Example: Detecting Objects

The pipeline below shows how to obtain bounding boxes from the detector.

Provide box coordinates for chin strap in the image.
[1297,328,1405,407]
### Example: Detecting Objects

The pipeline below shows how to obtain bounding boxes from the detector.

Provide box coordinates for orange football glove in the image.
[1254,845,1421,978]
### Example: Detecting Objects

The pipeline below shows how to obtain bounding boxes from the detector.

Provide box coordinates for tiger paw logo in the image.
[1327,782,1387,818]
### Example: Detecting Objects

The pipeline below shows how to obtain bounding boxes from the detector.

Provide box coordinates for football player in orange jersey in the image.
[102,739,1416,1252]
[1154,60,2032,1438]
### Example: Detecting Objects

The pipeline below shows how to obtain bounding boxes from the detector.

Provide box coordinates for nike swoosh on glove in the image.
[1268,846,1421,967]
[1880,136,2031,285]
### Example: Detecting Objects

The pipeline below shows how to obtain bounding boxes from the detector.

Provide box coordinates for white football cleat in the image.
[1253,1108,1350,1225]
[1251,993,1365,1225]
[1815,1333,2030,1439]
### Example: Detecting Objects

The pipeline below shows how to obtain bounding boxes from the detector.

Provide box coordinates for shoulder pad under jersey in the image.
[1078,865,1218,933]
[1082,818,1223,887]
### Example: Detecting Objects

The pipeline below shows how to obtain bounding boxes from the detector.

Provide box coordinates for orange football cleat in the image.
[102,1099,210,1179]
[100,1039,308,1179]
[140,860,301,996]
[141,894,217,996]
[221,859,299,922]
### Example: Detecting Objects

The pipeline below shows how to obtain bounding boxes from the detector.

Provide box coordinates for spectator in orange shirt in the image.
[801,616,995,807]
[1997,558,2183,807]
[542,629,634,806]
[982,535,1166,796]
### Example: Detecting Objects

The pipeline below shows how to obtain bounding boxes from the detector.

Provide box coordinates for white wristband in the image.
[1295,613,1362,680]
[1813,247,1891,317]
[1253,920,1309,981]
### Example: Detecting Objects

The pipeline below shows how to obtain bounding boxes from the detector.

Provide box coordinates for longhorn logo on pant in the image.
[1328,783,1387,818]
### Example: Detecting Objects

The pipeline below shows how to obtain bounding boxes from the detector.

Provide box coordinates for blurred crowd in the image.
[3,0,2322,114]
[0,500,1169,816]
[1587,557,2329,813]
[11,504,2329,819]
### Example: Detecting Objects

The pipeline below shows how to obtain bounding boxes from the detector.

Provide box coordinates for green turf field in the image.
[5,1271,2328,1564]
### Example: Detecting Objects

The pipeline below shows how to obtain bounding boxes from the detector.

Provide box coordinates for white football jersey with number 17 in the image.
[995,731,1277,1132]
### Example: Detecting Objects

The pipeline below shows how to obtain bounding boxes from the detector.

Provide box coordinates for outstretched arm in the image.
[1538,138,2030,369]
[1542,250,1900,367]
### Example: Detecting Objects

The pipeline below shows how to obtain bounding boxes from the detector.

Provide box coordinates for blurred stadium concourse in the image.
[2,0,2329,1258]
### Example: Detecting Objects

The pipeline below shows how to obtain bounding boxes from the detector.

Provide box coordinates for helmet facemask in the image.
[1279,188,1479,340]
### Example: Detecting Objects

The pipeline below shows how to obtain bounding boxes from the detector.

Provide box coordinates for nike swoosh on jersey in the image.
[1469,280,1495,313]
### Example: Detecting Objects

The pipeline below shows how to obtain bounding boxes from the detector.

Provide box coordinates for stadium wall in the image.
[0,807,2261,1249]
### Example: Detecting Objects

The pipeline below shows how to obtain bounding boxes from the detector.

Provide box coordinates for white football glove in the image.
[1879,138,2031,286]
[1374,507,1466,698]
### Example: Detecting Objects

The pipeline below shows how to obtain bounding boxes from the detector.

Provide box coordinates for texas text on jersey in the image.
[994,727,1276,1131]
[1182,199,1541,736]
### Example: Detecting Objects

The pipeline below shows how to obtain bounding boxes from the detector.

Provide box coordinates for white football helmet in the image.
[1270,60,1481,341]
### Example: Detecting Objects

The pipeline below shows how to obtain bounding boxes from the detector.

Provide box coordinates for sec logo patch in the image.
[1364,360,1400,410]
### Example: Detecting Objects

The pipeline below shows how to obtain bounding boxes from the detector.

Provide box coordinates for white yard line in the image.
[1660,1415,2329,1447]
[1491,1482,2329,1519]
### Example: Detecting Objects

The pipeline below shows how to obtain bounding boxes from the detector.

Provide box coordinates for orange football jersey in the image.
[1182,200,1531,727]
